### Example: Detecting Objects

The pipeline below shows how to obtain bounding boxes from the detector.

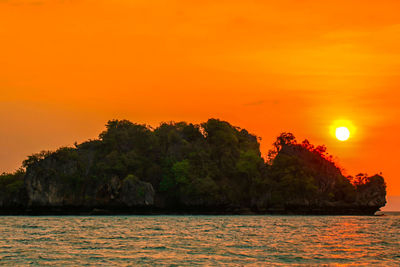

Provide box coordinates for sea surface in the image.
[0,214,399,266]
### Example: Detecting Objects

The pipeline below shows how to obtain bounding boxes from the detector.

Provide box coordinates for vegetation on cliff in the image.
[0,119,386,214]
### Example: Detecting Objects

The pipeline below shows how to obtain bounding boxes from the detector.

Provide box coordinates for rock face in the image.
[264,141,388,214]
[0,120,388,215]
[120,175,155,207]
[356,175,387,208]
[23,156,155,210]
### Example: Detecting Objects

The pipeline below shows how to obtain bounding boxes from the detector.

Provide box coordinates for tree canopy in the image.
[0,119,386,213]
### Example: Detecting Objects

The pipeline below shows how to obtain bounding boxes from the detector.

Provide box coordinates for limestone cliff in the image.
[23,154,155,210]
[0,120,388,215]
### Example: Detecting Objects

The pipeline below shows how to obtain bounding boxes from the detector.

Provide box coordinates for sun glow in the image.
[335,127,350,141]
[330,120,356,142]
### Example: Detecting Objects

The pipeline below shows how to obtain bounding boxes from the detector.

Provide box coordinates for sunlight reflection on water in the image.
[0,215,399,265]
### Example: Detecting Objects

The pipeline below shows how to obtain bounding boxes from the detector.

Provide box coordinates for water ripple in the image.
[0,214,399,265]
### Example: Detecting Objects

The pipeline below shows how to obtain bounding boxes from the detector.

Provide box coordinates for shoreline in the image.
[0,207,382,216]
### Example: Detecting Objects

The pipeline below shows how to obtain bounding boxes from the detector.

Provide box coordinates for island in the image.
[0,119,386,215]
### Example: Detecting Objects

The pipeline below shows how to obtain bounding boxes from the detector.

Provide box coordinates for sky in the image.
[1,0,399,209]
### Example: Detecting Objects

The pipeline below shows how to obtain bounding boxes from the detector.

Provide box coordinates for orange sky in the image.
[1,0,399,206]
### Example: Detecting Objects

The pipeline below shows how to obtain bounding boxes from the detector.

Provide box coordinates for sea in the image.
[0,213,399,266]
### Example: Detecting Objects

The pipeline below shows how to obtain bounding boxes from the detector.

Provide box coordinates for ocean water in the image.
[0,214,399,266]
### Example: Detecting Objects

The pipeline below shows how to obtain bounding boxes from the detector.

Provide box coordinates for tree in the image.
[267,132,297,164]
[353,173,368,186]
[22,151,51,168]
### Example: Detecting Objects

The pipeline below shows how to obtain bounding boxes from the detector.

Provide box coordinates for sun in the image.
[335,126,350,141]
[330,119,355,142]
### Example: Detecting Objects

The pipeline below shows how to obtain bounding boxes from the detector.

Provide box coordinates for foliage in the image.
[0,169,26,195]
[22,151,52,168]
[14,120,386,209]
[355,174,386,191]
[268,153,317,202]
[266,132,377,205]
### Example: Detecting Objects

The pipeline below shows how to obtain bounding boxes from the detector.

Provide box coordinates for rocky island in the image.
[0,119,386,215]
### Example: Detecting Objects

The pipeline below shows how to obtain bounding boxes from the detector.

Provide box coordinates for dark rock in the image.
[120,175,155,206]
